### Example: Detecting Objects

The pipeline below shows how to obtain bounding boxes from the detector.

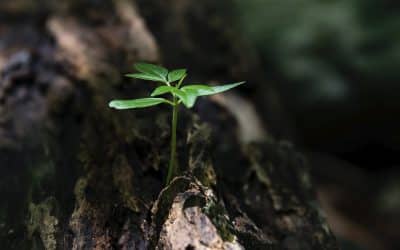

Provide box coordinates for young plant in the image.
[109,63,244,184]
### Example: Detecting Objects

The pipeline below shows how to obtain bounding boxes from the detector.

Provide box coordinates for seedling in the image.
[109,63,244,184]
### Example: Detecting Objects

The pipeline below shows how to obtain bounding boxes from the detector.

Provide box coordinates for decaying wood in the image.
[0,0,338,249]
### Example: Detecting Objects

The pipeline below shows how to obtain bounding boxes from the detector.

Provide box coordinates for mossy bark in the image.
[0,0,338,249]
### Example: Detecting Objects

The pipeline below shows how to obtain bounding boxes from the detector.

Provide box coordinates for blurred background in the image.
[235,1,400,250]
[1,0,399,249]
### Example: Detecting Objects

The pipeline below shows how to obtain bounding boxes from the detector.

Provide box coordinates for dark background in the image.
[235,1,400,249]
[236,0,400,161]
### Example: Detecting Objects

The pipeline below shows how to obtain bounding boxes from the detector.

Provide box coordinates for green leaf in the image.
[150,86,176,97]
[205,82,245,95]
[180,84,213,93]
[179,88,198,108]
[134,63,168,81]
[125,73,165,82]
[151,86,187,100]
[174,90,192,108]
[167,69,187,83]
[109,98,168,109]
[180,82,245,108]
[188,82,245,96]
[150,86,194,108]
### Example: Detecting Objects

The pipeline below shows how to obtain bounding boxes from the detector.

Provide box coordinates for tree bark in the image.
[0,0,338,249]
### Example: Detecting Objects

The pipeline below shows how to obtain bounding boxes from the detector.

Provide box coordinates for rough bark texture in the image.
[0,0,338,249]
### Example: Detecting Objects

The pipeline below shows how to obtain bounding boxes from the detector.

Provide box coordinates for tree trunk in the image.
[0,0,338,249]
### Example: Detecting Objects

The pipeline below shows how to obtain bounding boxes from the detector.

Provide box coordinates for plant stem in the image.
[166,97,178,184]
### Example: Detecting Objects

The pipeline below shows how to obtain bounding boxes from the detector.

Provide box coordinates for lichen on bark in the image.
[27,198,59,250]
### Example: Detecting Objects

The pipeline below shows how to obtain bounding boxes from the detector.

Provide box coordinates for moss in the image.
[27,197,58,250]
[187,120,217,187]
[73,177,88,205]
[192,160,217,187]
[202,199,235,242]
[112,155,140,212]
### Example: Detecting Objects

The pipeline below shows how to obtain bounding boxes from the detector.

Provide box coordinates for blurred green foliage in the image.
[235,0,400,108]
